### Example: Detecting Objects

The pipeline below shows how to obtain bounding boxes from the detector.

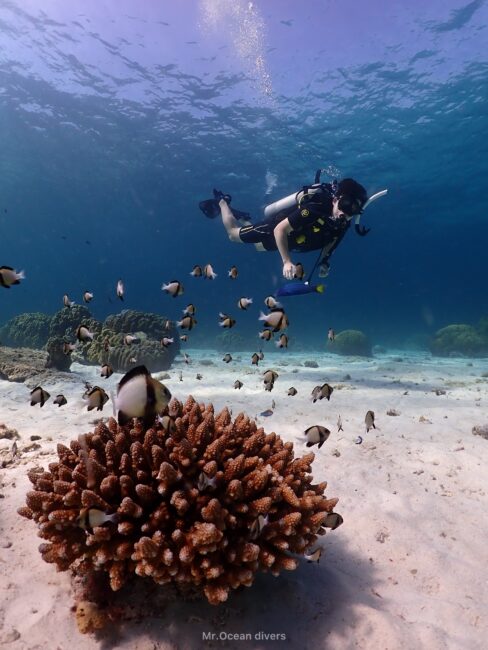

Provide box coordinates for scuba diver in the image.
[199,170,387,281]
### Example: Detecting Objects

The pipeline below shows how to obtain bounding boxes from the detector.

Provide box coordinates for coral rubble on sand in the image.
[18,396,340,628]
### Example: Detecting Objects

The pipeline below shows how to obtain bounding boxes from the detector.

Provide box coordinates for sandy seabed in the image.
[1,348,487,650]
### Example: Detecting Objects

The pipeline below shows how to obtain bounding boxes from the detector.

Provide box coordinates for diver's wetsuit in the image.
[238,193,351,265]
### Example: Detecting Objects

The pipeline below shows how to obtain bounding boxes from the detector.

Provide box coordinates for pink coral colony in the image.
[19,395,341,627]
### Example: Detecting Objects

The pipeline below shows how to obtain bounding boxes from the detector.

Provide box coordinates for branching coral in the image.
[19,396,341,619]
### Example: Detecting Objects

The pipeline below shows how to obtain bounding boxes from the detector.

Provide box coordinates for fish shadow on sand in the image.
[98,539,380,649]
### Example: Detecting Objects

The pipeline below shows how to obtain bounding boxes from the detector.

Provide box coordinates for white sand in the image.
[1,349,487,649]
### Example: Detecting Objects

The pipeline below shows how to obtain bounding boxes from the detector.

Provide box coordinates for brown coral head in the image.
[19,395,341,607]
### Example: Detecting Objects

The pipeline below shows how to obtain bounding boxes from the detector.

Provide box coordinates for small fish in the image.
[249,514,269,540]
[275,282,325,297]
[184,353,191,364]
[190,264,203,277]
[197,472,217,491]
[276,333,288,349]
[116,279,124,300]
[129,357,137,363]
[30,386,50,407]
[260,409,274,417]
[271,399,276,409]
[177,315,197,330]
[259,329,273,341]
[251,353,260,366]
[83,291,94,303]
[264,296,282,310]
[203,263,217,280]
[304,548,322,563]
[63,294,75,308]
[103,337,111,352]
[263,369,278,386]
[328,328,335,342]
[218,315,236,329]
[222,353,232,363]
[162,280,184,297]
[100,364,113,379]
[183,303,196,316]
[234,380,243,389]
[0,266,25,288]
[63,341,77,355]
[77,507,118,532]
[324,512,343,530]
[365,410,376,432]
[157,414,176,434]
[228,265,238,279]
[287,387,297,396]
[179,370,183,381]
[303,425,330,449]
[163,319,172,330]
[76,325,95,343]
[294,262,305,280]
[161,337,174,348]
[84,386,109,412]
[116,365,172,427]
[53,394,67,407]
[337,414,343,432]
[180,334,188,342]
[123,334,139,346]
[238,297,253,310]
[196,373,203,380]
[258,309,289,332]
[311,383,333,402]
[258,349,264,360]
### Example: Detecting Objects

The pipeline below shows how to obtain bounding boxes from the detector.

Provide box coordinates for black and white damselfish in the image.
[115,365,172,427]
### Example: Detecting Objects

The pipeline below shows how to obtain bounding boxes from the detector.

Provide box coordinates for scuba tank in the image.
[264,169,333,220]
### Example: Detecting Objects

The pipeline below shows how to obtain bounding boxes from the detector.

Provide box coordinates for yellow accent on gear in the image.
[300,209,309,217]
[295,234,306,244]
[316,284,325,293]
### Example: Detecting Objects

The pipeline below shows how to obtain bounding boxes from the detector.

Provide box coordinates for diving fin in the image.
[199,198,221,219]
[199,198,251,222]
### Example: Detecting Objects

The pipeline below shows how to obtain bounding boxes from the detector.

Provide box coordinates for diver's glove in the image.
[213,189,232,204]
[318,260,330,278]
[355,224,370,236]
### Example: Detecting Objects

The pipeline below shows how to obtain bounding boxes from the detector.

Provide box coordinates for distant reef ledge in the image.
[0,308,179,373]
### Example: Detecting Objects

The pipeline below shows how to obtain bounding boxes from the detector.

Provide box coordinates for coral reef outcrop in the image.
[103,310,170,340]
[0,312,51,349]
[49,306,95,339]
[45,337,73,372]
[327,329,372,357]
[87,331,177,373]
[84,310,179,371]
[0,347,73,386]
[429,324,488,358]
[19,397,340,625]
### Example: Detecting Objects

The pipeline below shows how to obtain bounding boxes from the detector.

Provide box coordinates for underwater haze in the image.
[1,0,487,348]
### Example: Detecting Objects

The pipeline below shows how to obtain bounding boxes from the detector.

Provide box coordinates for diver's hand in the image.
[318,261,330,278]
[283,261,296,280]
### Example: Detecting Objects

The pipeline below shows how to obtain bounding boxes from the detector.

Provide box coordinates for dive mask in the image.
[338,195,363,217]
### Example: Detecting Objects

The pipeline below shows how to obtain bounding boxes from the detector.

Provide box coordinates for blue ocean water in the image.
[1,0,487,350]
